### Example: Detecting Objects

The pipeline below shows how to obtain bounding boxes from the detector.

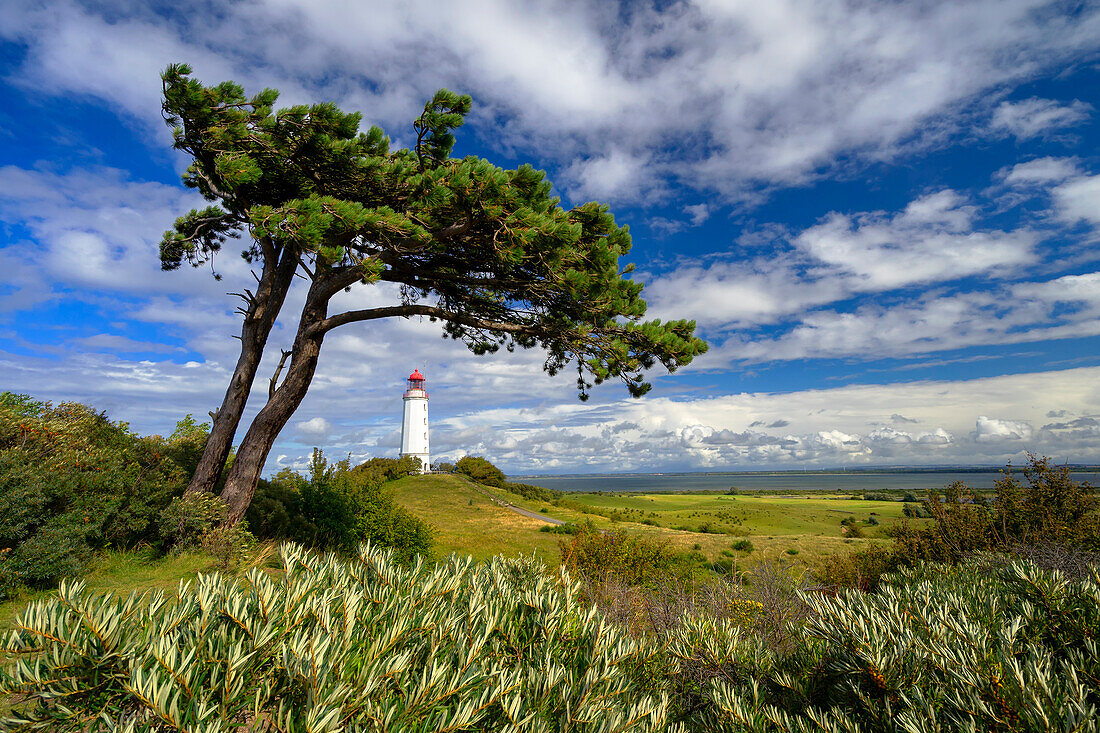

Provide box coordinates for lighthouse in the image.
[400,369,430,472]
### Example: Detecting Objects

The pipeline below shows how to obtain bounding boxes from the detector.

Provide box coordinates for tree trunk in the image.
[185,249,298,495]
[219,285,330,524]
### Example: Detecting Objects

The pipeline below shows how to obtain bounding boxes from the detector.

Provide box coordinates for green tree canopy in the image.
[160,64,707,521]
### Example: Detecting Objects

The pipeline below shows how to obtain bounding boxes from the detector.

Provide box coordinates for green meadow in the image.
[388,474,909,568]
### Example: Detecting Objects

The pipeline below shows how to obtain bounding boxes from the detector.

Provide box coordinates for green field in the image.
[1,479,912,636]
[389,475,910,568]
[388,473,565,561]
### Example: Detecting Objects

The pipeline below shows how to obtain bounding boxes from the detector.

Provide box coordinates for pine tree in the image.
[160,64,707,522]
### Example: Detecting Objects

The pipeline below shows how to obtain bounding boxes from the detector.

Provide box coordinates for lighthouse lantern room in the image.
[400,369,429,472]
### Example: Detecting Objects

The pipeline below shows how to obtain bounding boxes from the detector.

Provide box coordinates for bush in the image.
[199,521,257,571]
[538,522,579,535]
[559,525,682,587]
[0,394,190,595]
[667,560,1100,728]
[893,454,1098,566]
[159,492,227,550]
[247,450,433,562]
[1,544,670,730]
[502,481,562,503]
[817,545,900,591]
[731,539,754,552]
[455,455,506,487]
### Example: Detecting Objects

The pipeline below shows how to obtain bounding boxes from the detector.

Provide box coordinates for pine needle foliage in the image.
[1,544,670,731]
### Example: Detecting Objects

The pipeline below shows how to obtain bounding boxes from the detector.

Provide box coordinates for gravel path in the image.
[457,476,565,525]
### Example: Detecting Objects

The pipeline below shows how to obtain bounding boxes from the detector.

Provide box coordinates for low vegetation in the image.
[0,393,431,603]
[3,392,1098,729]
[4,544,1098,730]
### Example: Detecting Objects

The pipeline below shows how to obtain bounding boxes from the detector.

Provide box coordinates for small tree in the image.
[161,65,707,523]
[455,456,507,487]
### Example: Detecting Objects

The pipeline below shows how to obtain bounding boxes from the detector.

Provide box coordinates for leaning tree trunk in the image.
[185,249,298,496]
[219,286,330,524]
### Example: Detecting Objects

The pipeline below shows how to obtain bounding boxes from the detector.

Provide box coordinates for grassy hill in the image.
[388,473,902,568]
[387,473,565,561]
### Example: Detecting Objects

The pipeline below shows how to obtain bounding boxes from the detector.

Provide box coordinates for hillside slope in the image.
[387,474,563,561]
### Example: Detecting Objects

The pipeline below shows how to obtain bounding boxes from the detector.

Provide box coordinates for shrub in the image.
[731,539,754,552]
[538,522,579,535]
[1,544,670,730]
[666,560,1100,728]
[894,454,1098,566]
[503,481,562,503]
[817,545,900,591]
[785,548,799,555]
[248,450,433,562]
[352,455,422,483]
[199,521,257,571]
[559,525,680,587]
[159,492,227,550]
[455,455,506,487]
[0,394,189,595]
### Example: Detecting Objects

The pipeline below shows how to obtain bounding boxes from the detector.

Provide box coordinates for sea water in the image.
[514,470,1100,493]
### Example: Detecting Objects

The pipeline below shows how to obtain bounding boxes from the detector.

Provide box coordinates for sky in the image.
[1,0,1099,475]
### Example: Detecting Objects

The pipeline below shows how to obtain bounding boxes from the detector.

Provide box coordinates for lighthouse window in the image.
[423,417,427,424]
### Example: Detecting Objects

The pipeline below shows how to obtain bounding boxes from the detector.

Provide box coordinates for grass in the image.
[388,475,911,570]
[388,473,564,562]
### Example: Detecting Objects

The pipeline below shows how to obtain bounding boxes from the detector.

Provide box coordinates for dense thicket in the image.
[819,454,1099,590]
[0,393,192,597]
[4,544,1098,731]
[247,449,432,561]
[0,393,434,598]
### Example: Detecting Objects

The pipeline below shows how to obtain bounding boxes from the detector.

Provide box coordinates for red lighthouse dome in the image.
[405,369,427,396]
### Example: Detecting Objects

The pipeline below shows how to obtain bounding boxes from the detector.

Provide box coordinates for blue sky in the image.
[1,0,1099,474]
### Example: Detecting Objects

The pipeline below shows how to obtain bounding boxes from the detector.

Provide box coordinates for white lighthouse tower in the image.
[400,369,429,472]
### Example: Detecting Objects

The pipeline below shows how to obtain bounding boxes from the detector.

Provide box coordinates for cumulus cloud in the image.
[974,416,1033,442]
[718,271,1100,364]
[1053,174,1100,227]
[296,417,333,438]
[424,367,1100,472]
[794,189,1036,291]
[998,157,1080,187]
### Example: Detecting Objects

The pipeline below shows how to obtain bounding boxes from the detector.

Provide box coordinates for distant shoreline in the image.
[512,465,1100,480]
[512,467,1100,494]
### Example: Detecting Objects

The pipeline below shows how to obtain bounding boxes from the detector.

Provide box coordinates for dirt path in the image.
[455,475,565,525]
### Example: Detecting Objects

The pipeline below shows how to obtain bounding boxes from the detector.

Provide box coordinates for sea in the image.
[513,469,1100,494]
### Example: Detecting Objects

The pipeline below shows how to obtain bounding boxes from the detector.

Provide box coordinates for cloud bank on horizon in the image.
[1,0,1099,474]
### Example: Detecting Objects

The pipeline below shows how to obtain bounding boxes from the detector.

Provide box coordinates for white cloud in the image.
[3,1,1099,202]
[684,204,711,226]
[974,415,1033,442]
[426,367,1100,471]
[718,270,1100,363]
[997,156,1080,187]
[562,149,654,203]
[989,98,1092,139]
[794,190,1036,291]
[645,185,1043,336]
[1053,174,1100,227]
[296,416,333,438]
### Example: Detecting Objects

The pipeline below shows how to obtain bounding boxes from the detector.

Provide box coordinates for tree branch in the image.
[313,304,538,336]
[268,349,293,400]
